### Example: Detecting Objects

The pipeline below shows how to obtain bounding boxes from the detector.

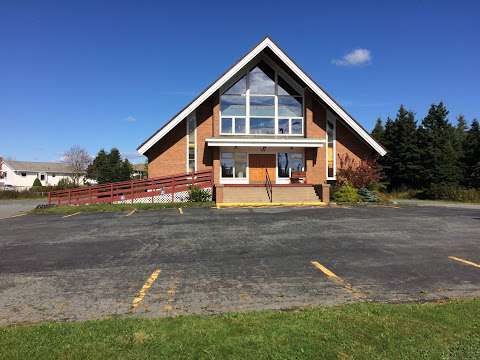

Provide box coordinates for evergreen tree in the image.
[464,119,480,187]
[87,148,132,184]
[371,118,385,143]
[455,115,468,183]
[417,102,461,188]
[379,105,421,189]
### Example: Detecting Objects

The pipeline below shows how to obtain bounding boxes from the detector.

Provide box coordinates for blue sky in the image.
[1,0,479,162]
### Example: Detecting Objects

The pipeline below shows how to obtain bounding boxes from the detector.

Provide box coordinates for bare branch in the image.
[62,146,92,185]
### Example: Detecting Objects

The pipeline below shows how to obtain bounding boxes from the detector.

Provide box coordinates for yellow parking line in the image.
[311,261,366,299]
[178,208,183,215]
[62,212,81,218]
[132,269,161,310]
[449,256,480,269]
[0,212,27,220]
[125,209,136,217]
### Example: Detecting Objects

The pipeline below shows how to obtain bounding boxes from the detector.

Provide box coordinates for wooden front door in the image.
[249,154,276,184]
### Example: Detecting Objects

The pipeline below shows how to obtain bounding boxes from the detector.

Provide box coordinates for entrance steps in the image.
[218,185,321,204]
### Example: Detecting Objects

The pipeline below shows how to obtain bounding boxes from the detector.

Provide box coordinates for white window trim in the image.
[220,151,249,184]
[219,148,305,185]
[276,151,305,184]
[186,113,197,173]
[219,54,304,137]
[326,112,337,180]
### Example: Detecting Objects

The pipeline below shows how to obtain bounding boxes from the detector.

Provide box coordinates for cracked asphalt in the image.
[0,205,479,324]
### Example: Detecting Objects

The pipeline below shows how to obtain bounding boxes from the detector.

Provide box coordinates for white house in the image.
[0,159,84,190]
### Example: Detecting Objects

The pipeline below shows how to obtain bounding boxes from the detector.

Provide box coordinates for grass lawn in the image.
[32,201,216,215]
[1,300,479,359]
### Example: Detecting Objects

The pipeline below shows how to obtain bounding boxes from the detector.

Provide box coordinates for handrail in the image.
[264,168,273,203]
[48,169,213,206]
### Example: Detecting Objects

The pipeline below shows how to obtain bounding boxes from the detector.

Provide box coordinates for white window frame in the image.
[326,112,337,180]
[219,55,304,137]
[220,151,249,184]
[186,113,197,173]
[276,152,305,183]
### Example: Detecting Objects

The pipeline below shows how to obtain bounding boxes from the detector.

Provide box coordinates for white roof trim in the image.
[206,137,325,148]
[138,37,386,156]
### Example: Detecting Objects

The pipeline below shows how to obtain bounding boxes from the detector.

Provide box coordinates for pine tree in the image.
[379,105,420,189]
[86,148,132,184]
[455,115,468,183]
[464,119,480,187]
[371,118,385,143]
[417,102,461,188]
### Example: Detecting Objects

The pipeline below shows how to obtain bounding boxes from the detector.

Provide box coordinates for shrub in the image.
[333,183,361,203]
[56,178,77,189]
[358,188,378,202]
[418,184,480,202]
[32,178,42,187]
[187,186,211,202]
[337,154,382,189]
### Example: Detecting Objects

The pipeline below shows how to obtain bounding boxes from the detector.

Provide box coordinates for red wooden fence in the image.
[48,170,213,206]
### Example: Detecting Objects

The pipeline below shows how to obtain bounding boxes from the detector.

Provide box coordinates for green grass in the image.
[1,300,479,359]
[32,201,215,215]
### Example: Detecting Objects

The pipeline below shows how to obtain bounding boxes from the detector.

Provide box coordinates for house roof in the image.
[3,160,75,173]
[132,163,146,172]
[137,36,386,156]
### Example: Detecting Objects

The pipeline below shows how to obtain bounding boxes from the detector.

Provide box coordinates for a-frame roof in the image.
[137,37,386,156]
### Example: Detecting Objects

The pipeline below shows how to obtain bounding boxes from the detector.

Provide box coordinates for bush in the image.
[187,186,211,202]
[32,178,42,187]
[418,184,480,202]
[56,178,77,189]
[337,154,382,189]
[333,183,361,203]
[358,188,378,202]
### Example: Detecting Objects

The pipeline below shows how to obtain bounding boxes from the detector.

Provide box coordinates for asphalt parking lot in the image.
[0,205,479,324]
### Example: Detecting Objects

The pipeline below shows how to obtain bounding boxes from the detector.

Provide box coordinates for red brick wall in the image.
[336,120,376,165]
[146,94,216,178]
[305,90,327,184]
[146,119,187,178]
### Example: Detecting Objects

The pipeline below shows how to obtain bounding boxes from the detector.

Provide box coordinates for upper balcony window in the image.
[220,60,303,136]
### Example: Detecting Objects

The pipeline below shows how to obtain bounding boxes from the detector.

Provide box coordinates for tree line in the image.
[371,102,480,193]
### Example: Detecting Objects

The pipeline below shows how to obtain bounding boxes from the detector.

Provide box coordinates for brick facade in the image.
[146,89,376,185]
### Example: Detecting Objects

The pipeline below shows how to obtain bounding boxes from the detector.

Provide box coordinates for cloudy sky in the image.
[1,0,479,161]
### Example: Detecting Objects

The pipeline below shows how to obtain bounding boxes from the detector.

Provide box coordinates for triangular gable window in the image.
[220,58,304,136]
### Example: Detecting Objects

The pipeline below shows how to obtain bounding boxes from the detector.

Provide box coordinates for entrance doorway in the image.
[249,154,276,184]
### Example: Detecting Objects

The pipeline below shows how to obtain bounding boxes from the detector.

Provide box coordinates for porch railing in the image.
[48,170,213,206]
[264,169,273,203]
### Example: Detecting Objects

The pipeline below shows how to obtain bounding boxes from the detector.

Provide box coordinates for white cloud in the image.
[332,48,372,66]
[125,115,137,123]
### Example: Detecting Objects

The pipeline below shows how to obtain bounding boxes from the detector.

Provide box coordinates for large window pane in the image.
[278,118,289,134]
[291,119,303,134]
[221,95,246,116]
[234,153,247,178]
[221,153,234,178]
[221,118,232,134]
[235,118,246,134]
[250,96,275,116]
[249,61,275,94]
[278,96,302,117]
[277,153,289,178]
[277,153,304,178]
[291,153,304,172]
[277,76,300,96]
[250,118,275,134]
[225,75,246,95]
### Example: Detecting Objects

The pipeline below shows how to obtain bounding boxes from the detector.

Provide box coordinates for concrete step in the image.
[220,186,320,203]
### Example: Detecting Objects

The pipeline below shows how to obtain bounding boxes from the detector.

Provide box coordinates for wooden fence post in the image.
[131,180,134,204]
[110,183,114,204]
[68,189,71,205]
